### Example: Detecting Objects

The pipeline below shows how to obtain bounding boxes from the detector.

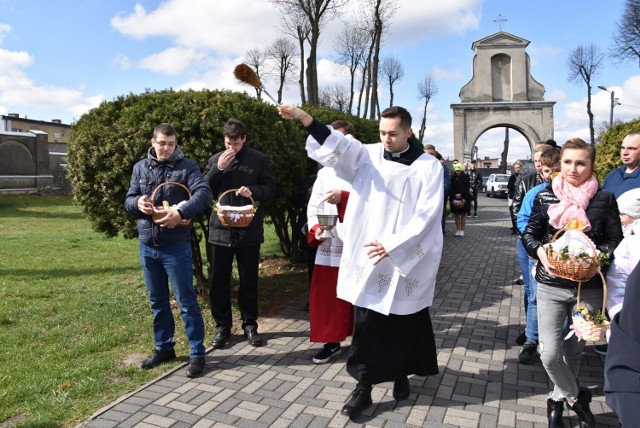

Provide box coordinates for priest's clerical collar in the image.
[389,142,410,158]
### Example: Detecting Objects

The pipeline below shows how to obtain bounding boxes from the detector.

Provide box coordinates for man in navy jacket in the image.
[603,132,640,198]
[125,123,212,377]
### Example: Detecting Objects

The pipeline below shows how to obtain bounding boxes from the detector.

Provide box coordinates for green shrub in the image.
[66,89,378,286]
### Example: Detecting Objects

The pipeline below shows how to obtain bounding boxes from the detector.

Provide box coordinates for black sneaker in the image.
[515,331,527,345]
[518,342,538,364]
[312,342,341,364]
[140,348,176,369]
[185,357,206,378]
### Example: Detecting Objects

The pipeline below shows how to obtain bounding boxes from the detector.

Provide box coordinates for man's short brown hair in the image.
[223,119,246,139]
[540,146,561,169]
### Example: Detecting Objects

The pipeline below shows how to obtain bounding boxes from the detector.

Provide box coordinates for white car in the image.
[485,173,510,198]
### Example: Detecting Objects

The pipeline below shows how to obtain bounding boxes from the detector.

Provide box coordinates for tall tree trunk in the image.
[297,26,306,105]
[587,91,595,145]
[368,11,382,120]
[363,56,372,118]
[418,100,428,141]
[348,71,356,113]
[306,23,321,105]
[501,127,509,172]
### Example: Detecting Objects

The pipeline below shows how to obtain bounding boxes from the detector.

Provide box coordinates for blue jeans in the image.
[516,239,536,342]
[140,241,205,358]
[525,257,538,343]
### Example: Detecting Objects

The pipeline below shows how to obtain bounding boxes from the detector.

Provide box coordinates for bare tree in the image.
[245,48,268,99]
[278,8,311,104]
[357,37,374,118]
[567,44,604,145]
[417,74,438,142]
[334,23,369,113]
[266,38,299,104]
[270,0,348,105]
[318,85,350,112]
[611,0,640,67]
[380,56,404,107]
[360,0,398,119]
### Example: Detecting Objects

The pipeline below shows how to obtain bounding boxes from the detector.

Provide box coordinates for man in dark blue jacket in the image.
[603,132,640,198]
[204,119,276,349]
[125,123,212,377]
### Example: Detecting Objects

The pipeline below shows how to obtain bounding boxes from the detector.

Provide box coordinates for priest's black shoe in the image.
[211,327,231,349]
[244,325,263,347]
[140,348,176,369]
[393,377,410,401]
[341,386,372,419]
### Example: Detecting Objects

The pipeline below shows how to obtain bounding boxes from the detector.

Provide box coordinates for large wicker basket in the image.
[545,228,600,282]
[150,182,191,227]
[570,271,610,344]
[214,188,255,228]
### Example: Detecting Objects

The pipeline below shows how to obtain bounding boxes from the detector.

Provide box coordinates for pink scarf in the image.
[547,174,599,231]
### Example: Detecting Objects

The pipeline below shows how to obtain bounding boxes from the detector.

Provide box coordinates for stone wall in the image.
[0,130,70,194]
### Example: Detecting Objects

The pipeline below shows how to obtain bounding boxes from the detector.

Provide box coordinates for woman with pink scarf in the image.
[522,138,623,428]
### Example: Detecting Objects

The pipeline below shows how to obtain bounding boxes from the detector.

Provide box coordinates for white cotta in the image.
[307,167,350,268]
[306,127,444,315]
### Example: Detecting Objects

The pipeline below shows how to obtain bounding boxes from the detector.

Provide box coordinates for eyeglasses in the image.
[153,138,177,148]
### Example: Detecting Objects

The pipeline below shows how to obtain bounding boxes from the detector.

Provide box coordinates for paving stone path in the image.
[80,196,619,427]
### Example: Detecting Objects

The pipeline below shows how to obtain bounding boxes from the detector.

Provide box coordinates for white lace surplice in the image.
[306,128,444,315]
[307,167,350,268]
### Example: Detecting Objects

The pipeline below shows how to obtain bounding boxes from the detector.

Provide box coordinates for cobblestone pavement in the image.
[80,196,619,427]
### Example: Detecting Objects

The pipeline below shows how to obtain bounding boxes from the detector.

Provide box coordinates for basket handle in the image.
[576,269,607,316]
[217,188,255,206]
[150,181,192,206]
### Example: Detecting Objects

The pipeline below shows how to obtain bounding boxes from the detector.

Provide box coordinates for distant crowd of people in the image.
[124,110,640,425]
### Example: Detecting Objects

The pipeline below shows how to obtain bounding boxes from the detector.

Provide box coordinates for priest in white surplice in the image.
[279,104,444,419]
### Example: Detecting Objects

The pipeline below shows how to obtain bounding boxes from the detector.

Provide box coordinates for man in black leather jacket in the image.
[204,119,276,349]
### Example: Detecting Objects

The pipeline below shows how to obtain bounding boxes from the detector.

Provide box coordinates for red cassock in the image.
[307,191,354,343]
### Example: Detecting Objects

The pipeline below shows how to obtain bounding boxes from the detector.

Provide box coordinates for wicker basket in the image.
[451,198,466,209]
[569,271,610,344]
[214,188,255,228]
[545,228,600,282]
[150,182,192,228]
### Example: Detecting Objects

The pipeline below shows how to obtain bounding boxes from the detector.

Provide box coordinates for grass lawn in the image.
[0,195,307,427]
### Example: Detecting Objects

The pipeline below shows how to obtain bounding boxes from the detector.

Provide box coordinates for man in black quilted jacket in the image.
[204,119,276,349]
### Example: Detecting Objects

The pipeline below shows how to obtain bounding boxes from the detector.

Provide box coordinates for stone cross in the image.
[493,14,507,31]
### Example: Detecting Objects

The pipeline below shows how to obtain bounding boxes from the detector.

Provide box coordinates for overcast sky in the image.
[0,0,638,162]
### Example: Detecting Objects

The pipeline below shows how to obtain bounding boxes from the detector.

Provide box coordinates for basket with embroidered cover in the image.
[214,188,256,228]
[150,181,192,227]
